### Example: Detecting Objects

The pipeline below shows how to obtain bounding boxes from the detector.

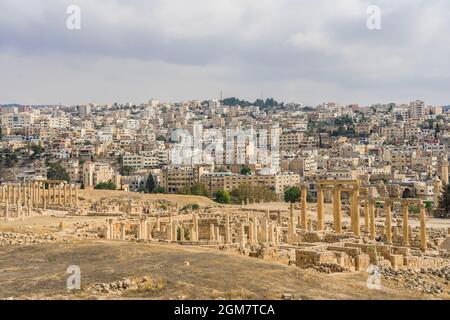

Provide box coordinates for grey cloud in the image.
[0,0,450,106]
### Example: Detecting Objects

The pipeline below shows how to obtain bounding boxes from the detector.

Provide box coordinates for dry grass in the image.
[78,190,216,206]
[0,240,425,300]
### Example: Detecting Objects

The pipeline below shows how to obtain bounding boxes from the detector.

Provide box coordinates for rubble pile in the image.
[0,232,59,246]
[380,265,450,295]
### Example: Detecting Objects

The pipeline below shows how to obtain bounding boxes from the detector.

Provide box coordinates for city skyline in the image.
[1,0,450,106]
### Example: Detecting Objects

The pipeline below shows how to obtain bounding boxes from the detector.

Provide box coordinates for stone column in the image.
[36,183,40,207]
[192,212,199,241]
[58,184,62,205]
[351,188,360,236]
[173,220,178,241]
[33,183,37,206]
[27,198,32,216]
[301,186,307,230]
[333,188,342,234]
[105,220,111,239]
[209,223,215,240]
[69,184,73,207]
[214,226,220,243]
[109,219,114,239]
[156,216,161,231]
[253,215,258,243]
[7,184,10,203]
[75,185,79,206]
[51,184,55,205]
[317,187,325,231]
[43,184,47,209]
[225,214,231,244]
[120,222,126,240]
[17,184,22,205]
[63,184,68,205]
[274,226,280,244]
[179,226,185,241]
[12,184,16,204]
[364,197,369,231]
[166,212,175,241]
[237,223,246,245]
[261,218,269,242]
[17,200,22,220]
[147,219,153,240]
[256,224,262,243]
[249,221,255,245]
[369,200,376,240]
[385,199,392,244]
[402,201,409,246]
[139,216,147,240]
[166,222,173,241]
[5,201,9,220]
[288,203,296,244]
[268,223,275,244]
[419,203,427,252]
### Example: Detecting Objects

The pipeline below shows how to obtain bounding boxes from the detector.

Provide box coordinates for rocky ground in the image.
[380,266,450,296]
[0,231,60,246]
[0,240,428,300]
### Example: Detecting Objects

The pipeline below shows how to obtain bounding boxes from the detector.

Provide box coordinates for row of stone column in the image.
[237,216,280,246]
[1,198,33,220]
[0,182,79,208]
[315,185,427,251]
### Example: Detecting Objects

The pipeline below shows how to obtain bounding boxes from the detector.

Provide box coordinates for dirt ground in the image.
[1,194,449,300]
[0,240,425,300]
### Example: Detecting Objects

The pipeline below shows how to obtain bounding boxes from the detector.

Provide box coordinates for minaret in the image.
[433,176,442,206]
[441,157,449,186]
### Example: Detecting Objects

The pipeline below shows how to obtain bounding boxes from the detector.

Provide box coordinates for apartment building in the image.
[201,172,300,196]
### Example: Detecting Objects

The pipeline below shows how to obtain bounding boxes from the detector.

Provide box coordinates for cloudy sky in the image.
[1,0,449,106]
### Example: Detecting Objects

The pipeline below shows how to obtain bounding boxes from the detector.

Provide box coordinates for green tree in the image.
[230,183,278,204]
[120,166,134,176]
[156,135,166,142]
[154,186,166,193]
[47,163,70,182]
[240,166,251,175]
[94,182,117,190]
[284,186,300,203]
[424,201,433,215]
[184,183,210,197]
[214,190,231,204]
[146,174,156,193]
